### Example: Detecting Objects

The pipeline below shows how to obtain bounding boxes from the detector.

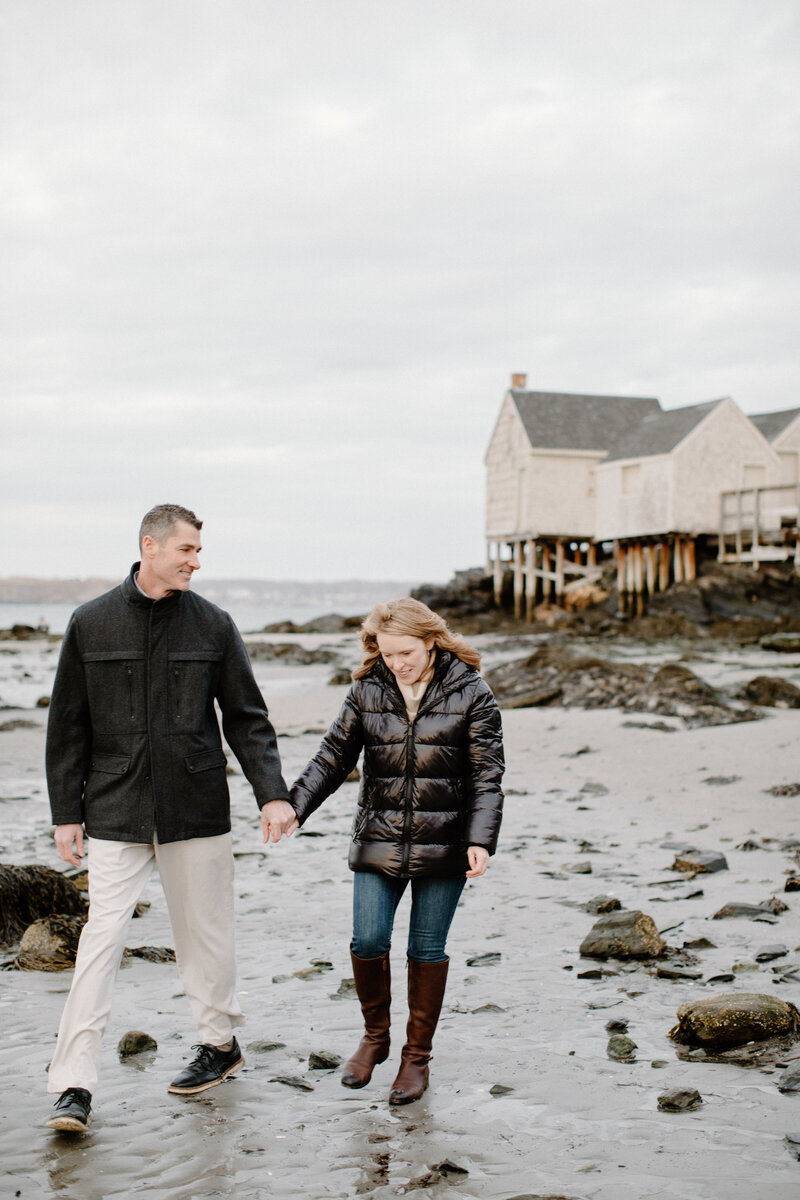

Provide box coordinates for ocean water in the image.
[0,599,364,637]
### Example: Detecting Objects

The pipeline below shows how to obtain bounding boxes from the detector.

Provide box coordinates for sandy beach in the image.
[2,632,800,1199]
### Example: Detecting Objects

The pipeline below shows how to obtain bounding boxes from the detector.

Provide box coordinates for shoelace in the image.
[56,1088,89,1107]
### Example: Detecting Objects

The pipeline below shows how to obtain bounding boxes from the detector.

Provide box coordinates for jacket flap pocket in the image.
[185,749,227,774]
[91,753,131,774]
[169,651,224,662]
[83,651,145,662]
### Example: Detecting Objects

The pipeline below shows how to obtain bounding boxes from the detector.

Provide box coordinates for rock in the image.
[768,783,800,797]
[123,946,176,963]
[761,633,800,652]
[712,903,779,922]
[580,909,665,960]
[489,1083,515,1096]
[0,863,87,945]
[269,1075,315,1091]
[36,695,50,708]
[118,1030,158,1057]
[657,1088,703,1112]
[607,1034,637,1061]
[656,965,703,981]
[308,1050,342,1070]
[672,850,728,874]
[762,897,790,914]
[756,945,789,963]
[739,676,800,708]
[785,878,800,892]
[0,719,40,732]
[246,1040,286,1053]
[605,1018,629,1033]
[583,895,621,915]
[466,951,502,967]
[564,861,592,874]
[328,669,353,686]
[784,1133,800,1160]
[669,993,800,1052]
[293,962,333,979]
[777,1064,800,1093]
[15,914,86,970]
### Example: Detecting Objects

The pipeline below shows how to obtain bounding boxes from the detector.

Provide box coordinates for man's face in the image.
[141,520,202,597]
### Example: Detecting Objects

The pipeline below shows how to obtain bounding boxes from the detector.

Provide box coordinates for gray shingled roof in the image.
[602,398,726,463]
[750,409,800,442]
[510,390,661,453]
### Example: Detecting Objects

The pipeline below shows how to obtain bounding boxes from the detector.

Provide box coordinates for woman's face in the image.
[377,632,434,686]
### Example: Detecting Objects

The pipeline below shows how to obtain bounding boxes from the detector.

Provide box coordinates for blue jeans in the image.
[351,871,466,963]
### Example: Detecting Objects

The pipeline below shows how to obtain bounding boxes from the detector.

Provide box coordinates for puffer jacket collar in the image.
[370,649,475,716]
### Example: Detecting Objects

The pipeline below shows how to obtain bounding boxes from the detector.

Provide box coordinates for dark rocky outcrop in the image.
[261,613,364,634]
[669,993,800,1053]
[484,646,760,727]
[0,864,87,946]
[244,642,338,665]
[16,913,86,970]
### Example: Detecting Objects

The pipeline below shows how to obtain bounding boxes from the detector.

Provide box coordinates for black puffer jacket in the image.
[290,650,504,878]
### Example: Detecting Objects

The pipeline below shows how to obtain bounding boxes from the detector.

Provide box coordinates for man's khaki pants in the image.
[47,832,244,1094]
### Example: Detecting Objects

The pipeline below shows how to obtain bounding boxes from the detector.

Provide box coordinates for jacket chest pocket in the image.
[82,652,146,733]
[168,651,223,729]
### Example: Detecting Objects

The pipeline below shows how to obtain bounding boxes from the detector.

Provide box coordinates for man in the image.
[45,504,297,1132]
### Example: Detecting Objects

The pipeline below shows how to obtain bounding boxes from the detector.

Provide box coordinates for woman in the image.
[288,597,504,1104]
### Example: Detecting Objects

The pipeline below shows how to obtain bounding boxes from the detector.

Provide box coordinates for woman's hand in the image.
[260,799,299,843]
[466,846,490,878]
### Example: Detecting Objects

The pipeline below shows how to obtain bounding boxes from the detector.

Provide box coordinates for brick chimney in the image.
[510,372,527,390]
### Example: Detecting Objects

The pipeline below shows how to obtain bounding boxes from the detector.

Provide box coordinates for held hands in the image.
[54,824,85,867]
[261,799,299,844]
[466,845,490,878]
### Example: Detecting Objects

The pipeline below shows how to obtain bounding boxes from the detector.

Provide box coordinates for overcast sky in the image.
[2,0,798,582]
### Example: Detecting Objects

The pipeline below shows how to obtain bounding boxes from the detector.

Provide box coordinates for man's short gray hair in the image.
[139,504,202,549]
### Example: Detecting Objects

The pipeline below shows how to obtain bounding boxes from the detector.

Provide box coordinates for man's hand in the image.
[466,845,490,878]
[261,799,299,844]
[54,824,85,867]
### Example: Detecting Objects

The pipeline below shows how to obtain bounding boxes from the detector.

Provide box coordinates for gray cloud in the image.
[2,0,798,579]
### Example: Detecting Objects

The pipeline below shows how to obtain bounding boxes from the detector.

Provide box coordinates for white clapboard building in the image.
[485,376,799,617]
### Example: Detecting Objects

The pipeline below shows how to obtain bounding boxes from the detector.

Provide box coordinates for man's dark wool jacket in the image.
[46,564,289,843]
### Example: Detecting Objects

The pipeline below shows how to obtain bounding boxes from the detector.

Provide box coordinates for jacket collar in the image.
[373,648,473,711]
[121,562,181,612]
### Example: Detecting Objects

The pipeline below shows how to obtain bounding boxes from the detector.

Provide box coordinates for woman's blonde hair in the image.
[353,597,481,680]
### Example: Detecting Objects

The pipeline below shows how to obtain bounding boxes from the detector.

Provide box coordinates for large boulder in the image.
[669,993,800,1052]
[580,909,665,960]
[0,864,87,946]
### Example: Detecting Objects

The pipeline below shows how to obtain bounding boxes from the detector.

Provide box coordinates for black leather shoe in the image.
[46,1088,92,1132]
[168,1039,244,1094]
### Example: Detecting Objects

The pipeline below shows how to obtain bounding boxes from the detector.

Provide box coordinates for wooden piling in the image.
[513,540,524,620]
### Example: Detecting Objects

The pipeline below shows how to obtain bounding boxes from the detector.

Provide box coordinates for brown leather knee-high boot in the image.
[341,951,391,1088]
[389,957,449,1105]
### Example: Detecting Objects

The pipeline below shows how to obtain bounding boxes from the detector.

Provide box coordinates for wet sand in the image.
[2,636,800,1199]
